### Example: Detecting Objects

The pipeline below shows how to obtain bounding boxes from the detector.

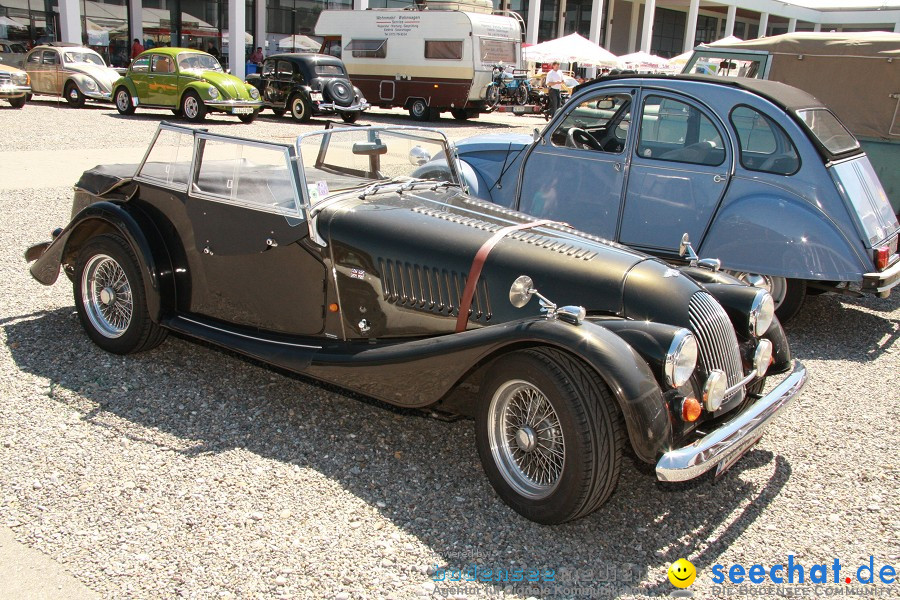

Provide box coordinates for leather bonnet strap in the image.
[455,219,553,333]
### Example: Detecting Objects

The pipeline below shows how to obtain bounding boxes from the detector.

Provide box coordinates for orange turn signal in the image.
[328,303,339,313]
[681,397,702,422]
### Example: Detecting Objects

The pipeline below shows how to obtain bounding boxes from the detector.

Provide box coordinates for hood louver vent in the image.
[378,258,492,322]
[413,207,597,261]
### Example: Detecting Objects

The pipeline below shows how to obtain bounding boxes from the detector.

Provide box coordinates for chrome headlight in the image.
[664,329,698,388]
[84,78,98,91]
[702,370,728,412]
[753,339,773,378]
[11,72,28,86]
[749,290,775,336]
[249,86,260,99]
[208,86,219,99]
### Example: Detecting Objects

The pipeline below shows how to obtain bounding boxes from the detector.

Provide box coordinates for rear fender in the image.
[700,192,871,282]
[113,77,137,99]
[29,201,173,321]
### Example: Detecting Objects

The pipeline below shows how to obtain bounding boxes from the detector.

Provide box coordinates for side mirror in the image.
[533,128,541,143]
[509,275,535,308]
[679,233,699,264]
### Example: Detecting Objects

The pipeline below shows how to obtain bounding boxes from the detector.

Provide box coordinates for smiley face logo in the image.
[668,558,696,588]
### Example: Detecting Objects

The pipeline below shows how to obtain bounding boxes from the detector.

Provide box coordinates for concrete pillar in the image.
[627,0,640,53]
[724,4,736,37]
[255,0,266,55]
[640,0,655,53]
[589,0,605,44]
[354,0,369,8]
[58,0,81,43]
[229,0,245,80]
[787,18,797,33]
[757,12,768,38]
[526,0,541,44]
[603,0,614,48]
[683,0,699,53]
[129,0,143,47]
[558,0,567,37]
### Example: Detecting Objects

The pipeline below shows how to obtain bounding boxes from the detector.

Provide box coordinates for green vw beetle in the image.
[113,48,263,123]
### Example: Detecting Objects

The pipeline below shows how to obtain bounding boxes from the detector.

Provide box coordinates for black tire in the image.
[272,107,286,117]
[289,93,312,123]
[774,278,806,323]
[484,85,500,110]
[114,87,135,115]
[238,111,257,124]
[451,108,470,121]
[181,90,207,122]
[25,93,33,101]
[408,98,431,121]
[475,348,625,524]
[8,96,26,108]
[325,79,354,107]
[171,108,183,117]
[340,111,359,123]
[64,81,85,108]
[514,84,528,106]
[73,234,167,355]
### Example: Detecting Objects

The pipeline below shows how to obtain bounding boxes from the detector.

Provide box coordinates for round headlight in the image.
[664,330,698,388]
[208,86,219,99]
[12,72,28,86]
[249,87,260,99]
[753,339,773,378]
[749,290,775,336]
[703,369,728,412]
[84,78,97,91]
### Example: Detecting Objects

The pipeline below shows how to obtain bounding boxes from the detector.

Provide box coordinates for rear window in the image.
[315,64,345,76]
[796,109,859,156]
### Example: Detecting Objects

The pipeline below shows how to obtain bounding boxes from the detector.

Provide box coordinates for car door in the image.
[618,91,733,255]
[43,49,61,94]
[275,59,297,107]
[259,58,278,105]
[147,54,178,106]
[128,55,151,99]
[516,88,634,240]
[182,131,326,335]
[24,50,43,92]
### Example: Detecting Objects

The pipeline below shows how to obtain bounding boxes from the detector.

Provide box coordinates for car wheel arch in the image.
[41,205,174,322]
[437,332,671,464]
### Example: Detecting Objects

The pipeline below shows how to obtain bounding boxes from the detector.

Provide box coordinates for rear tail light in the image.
[874,245,892,271]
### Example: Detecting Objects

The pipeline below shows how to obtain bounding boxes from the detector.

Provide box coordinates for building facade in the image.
[0,0,898,79]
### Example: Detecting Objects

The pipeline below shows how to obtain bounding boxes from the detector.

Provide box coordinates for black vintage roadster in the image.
[26,123,806,524]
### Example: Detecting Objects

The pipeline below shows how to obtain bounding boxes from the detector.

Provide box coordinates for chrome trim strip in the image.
[656,360,806,482]
[862,258,900,293]
[177,316,322,349]
[724,371,756,397]
[317,101,371,112]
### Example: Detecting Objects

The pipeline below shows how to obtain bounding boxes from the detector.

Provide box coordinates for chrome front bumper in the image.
[205,99,264,111]
[0,84,30,98]
[862,258,900,296]
[656,360,807,482]
[85,90,112,101]
[317,101,370,113]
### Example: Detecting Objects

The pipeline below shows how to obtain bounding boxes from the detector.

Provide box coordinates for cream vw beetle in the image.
[23,42,119,107]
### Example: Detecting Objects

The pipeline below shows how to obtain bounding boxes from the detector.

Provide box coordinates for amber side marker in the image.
[328,303,339,313]
[681,397,702,422]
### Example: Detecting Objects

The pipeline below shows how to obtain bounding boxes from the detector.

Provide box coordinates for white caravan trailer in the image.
[315,4,523,121]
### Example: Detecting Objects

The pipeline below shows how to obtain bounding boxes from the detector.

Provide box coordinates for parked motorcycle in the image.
[484,64,530,110]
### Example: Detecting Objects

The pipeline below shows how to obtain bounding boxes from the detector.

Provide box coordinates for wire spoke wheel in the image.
[488,379,565,499]
[81,254,133,338]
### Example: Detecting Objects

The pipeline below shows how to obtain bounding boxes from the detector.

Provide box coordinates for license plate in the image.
[232,107,253,114]
[310,92,323,102]
[513,106,525,114]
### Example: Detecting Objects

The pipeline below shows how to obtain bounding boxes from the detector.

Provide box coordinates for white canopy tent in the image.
[278,35,320,51]
[616,50,669,70]
[522,33,618,67]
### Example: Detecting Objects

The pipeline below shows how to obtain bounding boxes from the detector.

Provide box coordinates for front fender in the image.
[182,81,216,103]
[303,318,671,462]
[29,201,170,321]
[700,189,871,282]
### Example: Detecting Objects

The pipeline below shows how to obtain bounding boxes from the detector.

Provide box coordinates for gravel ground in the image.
[0,99,898,600]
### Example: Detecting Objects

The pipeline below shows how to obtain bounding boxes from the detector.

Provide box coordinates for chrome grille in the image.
[0,72,10,84]
[378,259,492,322]
[688,291,744,402]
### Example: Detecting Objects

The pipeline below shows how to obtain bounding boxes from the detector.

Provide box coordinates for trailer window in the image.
[480,39,515,63]
[425,40,463,60]
[345,39,386,59]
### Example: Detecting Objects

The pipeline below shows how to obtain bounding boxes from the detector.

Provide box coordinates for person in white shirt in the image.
[545,61,564,116]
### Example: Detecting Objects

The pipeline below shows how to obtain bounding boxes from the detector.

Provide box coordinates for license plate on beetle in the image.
[232,107,253,114]
[310,92,323,102]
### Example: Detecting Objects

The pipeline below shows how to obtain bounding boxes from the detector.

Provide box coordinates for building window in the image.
[650,7,685,59]
[694,14,717,45]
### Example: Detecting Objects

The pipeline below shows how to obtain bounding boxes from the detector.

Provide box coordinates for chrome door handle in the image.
[713,174,726,183]
[614,163,622,172]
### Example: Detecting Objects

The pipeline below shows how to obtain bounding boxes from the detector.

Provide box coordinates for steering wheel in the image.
[565,127,604,151]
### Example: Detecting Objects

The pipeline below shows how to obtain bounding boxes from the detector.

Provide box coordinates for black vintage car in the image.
[247,53,369,123]
[25,123,806,524]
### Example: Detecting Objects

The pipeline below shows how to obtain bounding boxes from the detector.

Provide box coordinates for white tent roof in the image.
[523,33,618,66]
[616,50,669,68]
[278,35,320,50]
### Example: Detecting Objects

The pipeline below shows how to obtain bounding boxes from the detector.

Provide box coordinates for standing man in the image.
[546,61,563,117]
[249,46,264,65]
[131,38,144,59]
